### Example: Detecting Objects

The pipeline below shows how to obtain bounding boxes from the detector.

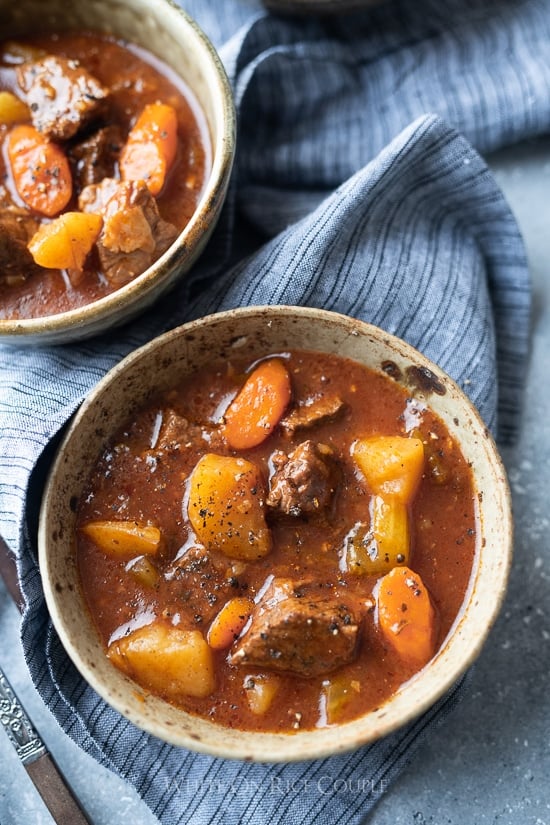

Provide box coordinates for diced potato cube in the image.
[341,495,409,576]
[79,520,161,557]
[323,675,360,724]
[340,534,369,575]
[28,212,103,271]
[188,453,271,560]
[125,555,160,588]
[108,622,215,698]
[0,91,30,125]
[426,449,450,485]
[243,674,281,716]
[370,494,410,568]
[410,428,452,485]
[352,436,424,504]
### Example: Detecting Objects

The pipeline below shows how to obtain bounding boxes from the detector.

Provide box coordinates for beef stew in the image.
[75,349,478,733]
[0,31,210,318]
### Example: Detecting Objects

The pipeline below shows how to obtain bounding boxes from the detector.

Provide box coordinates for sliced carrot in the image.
[119,102,178,196]
[7,124,72,216]
[377,565,436,668]
[207,597,255,650]
[223,359,292,450]
[28,211,102,271]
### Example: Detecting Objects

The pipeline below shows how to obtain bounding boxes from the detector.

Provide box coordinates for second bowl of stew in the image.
[0,0,235,344]
[39,305,512,760]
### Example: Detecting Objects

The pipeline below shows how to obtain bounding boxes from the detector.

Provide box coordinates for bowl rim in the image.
[38,305,513,761]
[0,0,236,343]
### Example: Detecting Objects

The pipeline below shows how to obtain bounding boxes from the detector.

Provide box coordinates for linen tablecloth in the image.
[0,0,542,822]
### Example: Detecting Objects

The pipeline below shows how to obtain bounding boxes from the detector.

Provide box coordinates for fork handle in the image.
[26,752,92,825]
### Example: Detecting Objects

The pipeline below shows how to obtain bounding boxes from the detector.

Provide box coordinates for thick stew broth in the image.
[76,350,477,732]
[0,31,210,318]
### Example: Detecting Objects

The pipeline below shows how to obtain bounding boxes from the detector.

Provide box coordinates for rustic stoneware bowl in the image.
[39,306,513,761]
[0,0,235,345]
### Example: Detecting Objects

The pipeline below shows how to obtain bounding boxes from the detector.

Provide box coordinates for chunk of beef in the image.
[79,179,178,285]
[69,124,123,189]
[155,410,204,452]
[78,177,119,213]
[165,546,246,625]
[0,207,40,285]
[230,578,360,677]
[280,395,345,435]
[267,440,337,517]
[153,409,224,454]
[17,55,109,140]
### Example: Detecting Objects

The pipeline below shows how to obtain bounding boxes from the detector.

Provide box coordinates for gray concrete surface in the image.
[1,136,550,824]
[369,136,550,825]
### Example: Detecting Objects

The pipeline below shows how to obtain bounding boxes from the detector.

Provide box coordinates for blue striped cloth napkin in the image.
[0,0,541,822]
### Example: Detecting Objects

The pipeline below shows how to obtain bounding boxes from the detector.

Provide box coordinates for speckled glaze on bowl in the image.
[0,0,235,346]
[38,306,512,761]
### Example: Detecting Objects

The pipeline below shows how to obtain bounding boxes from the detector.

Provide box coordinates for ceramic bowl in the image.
[38,306,512,761]
[0,0,235,345]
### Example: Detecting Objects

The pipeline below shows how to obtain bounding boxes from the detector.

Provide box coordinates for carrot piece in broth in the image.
[119,102,178,196]
[207,597,255,650]
[377,565,436,668]
[223,359,291,450]
[7,124,72,216]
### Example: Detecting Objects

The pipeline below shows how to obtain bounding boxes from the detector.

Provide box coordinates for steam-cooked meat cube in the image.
[17,55,109,141]
[153,409,224,453]
[230,578,360,677]
[78,177,119,214]
[165,546,246,626]
[69,125,123,189]
[267,440,337,517]
[79,179,178,285]
[281,395,345,434]
[156,410,204,451]
[0,207,40,285]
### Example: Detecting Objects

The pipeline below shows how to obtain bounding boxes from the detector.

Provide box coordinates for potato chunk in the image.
[80,520,161,556]
[0,91,30,125]
[341,495,410,576]
[108,622,215,699]
[187,453,271,560]
[125,555,160,588]
[322,674,361,724]
[243,674,281,716]
[352,436,424,504]
[29,211,102,271]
